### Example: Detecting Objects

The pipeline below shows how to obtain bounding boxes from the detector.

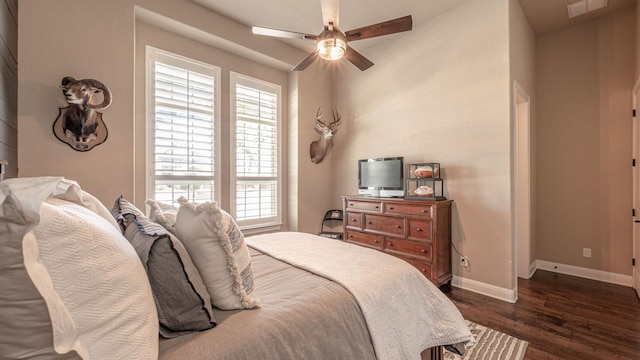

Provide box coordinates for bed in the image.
[0,170,472,360]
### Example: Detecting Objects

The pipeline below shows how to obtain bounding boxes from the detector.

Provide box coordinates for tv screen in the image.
[358,157,404,197]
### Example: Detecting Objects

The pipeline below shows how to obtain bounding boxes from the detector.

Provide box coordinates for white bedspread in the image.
[246,232,473,360]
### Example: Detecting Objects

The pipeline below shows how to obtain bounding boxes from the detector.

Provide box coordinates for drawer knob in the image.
[420,268,426,273]
[422,209,427,213]
[352,219,357,222]
[389,207,394,210]
[349,235,353,238]
[388,242,393,247]
[416,228,422,232]
[368,221,373,224]
[421,249,426,254]
[395,225,401,229]
[374,239,379,243]
[375,205,379,209]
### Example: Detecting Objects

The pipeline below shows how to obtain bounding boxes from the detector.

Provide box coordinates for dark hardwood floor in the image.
[446,270,640,359]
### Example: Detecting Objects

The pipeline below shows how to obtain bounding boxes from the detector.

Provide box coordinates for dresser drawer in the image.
[397,256,433,278]
[384,238,432,261]
[345,230,383,249]
[342,196,452,287]
[384,203,432,218]
[364,214,404,236]
[345,200,382,212]
[346,212,362,229]
[408,219,432,241]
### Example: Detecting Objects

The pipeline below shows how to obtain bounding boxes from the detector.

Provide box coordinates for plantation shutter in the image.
[232,73,280,226]
[151,51,218,205]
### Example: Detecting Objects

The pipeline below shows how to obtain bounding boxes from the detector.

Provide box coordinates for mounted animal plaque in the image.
[310,107,341,164]
[53,76,112,152]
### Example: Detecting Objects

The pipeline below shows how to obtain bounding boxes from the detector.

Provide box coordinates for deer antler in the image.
[329,108,341,130]
[315,107,326,131]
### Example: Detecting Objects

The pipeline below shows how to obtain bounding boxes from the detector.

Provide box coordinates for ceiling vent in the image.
[567,0,608,19]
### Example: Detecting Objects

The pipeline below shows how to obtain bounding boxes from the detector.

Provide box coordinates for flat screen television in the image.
[358,157,404,197]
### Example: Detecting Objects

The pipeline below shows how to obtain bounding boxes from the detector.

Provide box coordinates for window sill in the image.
[240,222,283,236]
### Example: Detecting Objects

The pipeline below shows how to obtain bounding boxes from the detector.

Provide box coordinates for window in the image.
[231,72,281,231]
[145,49,282,232]
[147,47,220,205]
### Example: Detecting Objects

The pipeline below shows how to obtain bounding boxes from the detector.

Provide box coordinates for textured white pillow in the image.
[174,198,260,310]
[0,177,80,359]
[146,199,178,232]
[0,177,159,359]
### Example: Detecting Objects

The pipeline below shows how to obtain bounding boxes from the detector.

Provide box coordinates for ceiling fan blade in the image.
[345,15,412,41]
[252,26,317,40]
[344,46,374,71]
[320,0,340,28]
[292,51,320,71]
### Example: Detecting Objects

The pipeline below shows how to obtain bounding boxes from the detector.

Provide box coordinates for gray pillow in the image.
[112,197,216,338]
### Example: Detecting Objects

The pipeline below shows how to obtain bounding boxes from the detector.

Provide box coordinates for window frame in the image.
[145,46,221,205]
[230,71,282,233]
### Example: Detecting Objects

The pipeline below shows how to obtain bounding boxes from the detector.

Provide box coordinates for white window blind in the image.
[231,72,281,229]
[149,48,219,205]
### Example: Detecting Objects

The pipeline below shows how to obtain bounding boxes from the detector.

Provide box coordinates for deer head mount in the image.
[310,107,341,164]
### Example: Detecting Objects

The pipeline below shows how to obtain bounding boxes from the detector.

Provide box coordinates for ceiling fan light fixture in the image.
[316,33,346,60]
[251,0,413,71]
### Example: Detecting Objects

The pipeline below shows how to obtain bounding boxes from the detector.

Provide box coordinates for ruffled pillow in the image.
[146,199,178,232]
[174,197,260,310]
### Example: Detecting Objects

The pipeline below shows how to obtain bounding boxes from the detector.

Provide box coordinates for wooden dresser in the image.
[342,196,453,287]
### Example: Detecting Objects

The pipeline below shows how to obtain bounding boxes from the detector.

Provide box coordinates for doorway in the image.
[514,82,532,282]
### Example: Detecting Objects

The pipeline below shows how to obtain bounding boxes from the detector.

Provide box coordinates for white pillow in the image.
[0,177,78,359]
[146,199,178,232]
[174,198,261,310]
[0,177,159,359]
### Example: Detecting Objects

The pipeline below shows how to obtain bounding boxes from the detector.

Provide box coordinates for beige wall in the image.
[19,1,136,204]
[509,0,537,274]
[18,0,332,234]
[287,68,335,233]
[536,9,635,275]
[333,0,514,290]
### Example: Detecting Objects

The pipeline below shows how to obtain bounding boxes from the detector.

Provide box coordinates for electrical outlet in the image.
[460,256,469,268]
[583,248,592,258]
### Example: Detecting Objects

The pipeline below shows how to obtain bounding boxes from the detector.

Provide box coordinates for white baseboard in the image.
[528,261,537,278]
[451,260,632,304]
[535,260,633,287]
[451,275,517,303]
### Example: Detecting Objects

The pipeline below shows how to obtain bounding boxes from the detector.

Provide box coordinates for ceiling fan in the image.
[251,0,412,71]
